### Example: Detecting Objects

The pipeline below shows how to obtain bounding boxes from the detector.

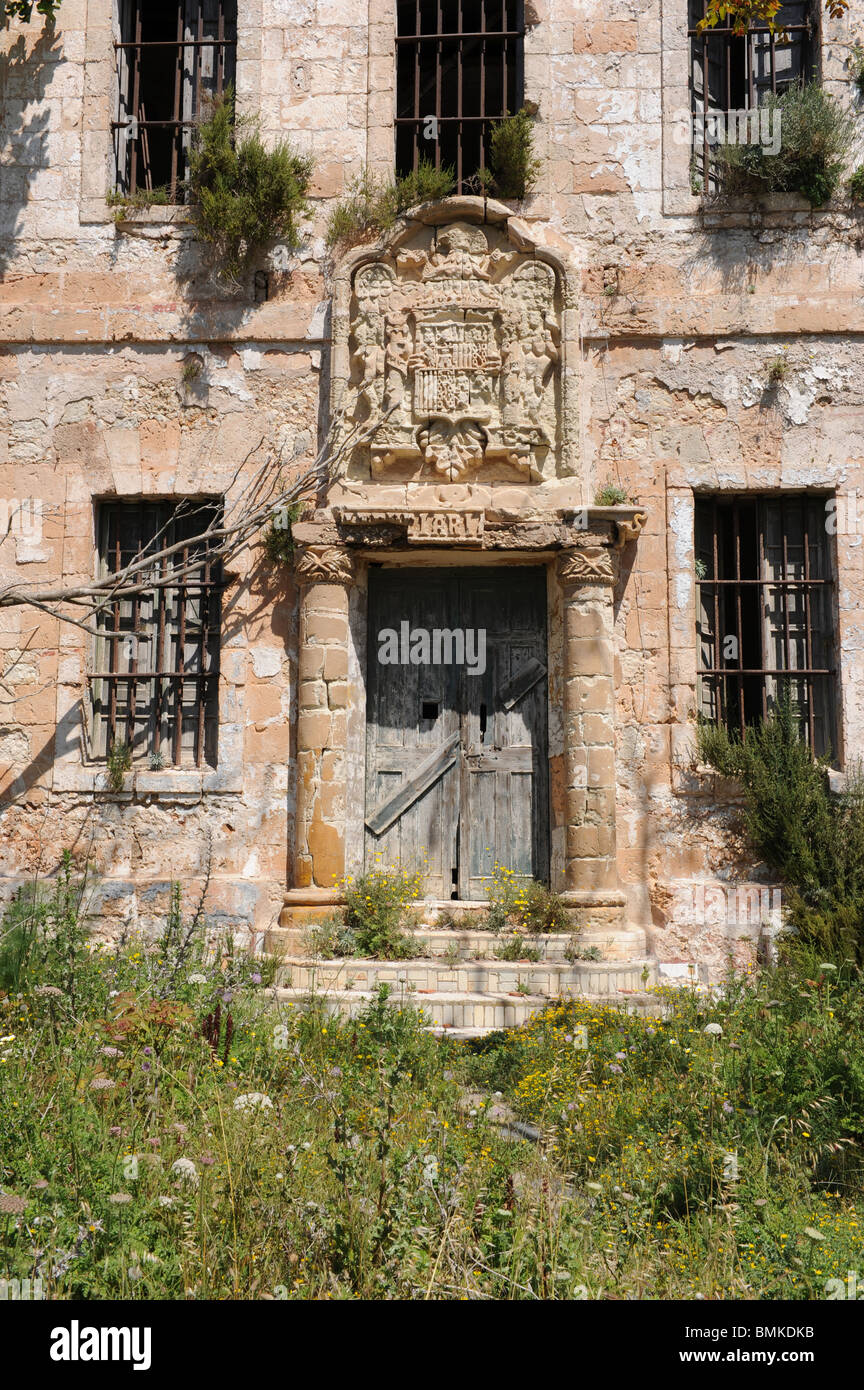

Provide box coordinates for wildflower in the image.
[100,1046,122,1058]
[171,1158,199,1187]
[804,1227,826,1242]
[108,1126,124,1137]
[108,1193,133,1205]
[187,973,207,985]
[703,1023,723,1037]
[233,1092,273,1111]
[157,1196,174,1208]
[34,985,63,998]
[818,963,837,972]
[250,972,262,985]
[89,1077,116,1091]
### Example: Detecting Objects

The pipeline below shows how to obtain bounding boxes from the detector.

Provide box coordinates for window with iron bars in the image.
[695,494,838,759]
[396,0,524,193]
[688,1,814,194]
[89,501,222,769]
[113,0,237,201]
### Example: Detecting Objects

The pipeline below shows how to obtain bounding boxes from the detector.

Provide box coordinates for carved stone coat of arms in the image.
[341,222,561,483]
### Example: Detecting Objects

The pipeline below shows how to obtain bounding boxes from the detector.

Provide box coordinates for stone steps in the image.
[268,983,664,1034]
[266,922,648,964]
[274,955,656,997]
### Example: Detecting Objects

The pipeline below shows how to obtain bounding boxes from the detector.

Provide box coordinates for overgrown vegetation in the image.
[484,108,541,199]
[186,87,312,284]
[106,740,132,792]
[262,501,302,567]
[766,352,789,385]
[325,161,455,251]
[697,694,864,965]
[594,481,633,507]
[341,866,424,960]
[715,84,854,208]
[2,0,61,22]
[106,187,170,225]
[848,164,864,202]
[1,861,862,1299]
[698,0,848,36]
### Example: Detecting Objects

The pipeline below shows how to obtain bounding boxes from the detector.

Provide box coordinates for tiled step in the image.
[274,956,656,997]
[268,984,665,1033]
[266,923,647,964]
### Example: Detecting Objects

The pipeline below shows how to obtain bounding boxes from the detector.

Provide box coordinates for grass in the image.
[325,161,455,251]
[1,854,862,1299]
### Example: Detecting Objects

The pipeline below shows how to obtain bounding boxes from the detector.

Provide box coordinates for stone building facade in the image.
[1,0,863,980]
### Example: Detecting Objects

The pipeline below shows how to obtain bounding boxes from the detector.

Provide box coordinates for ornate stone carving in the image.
[342,222,561,483]
[294,545,356,586]
[557,546,616,587]
[613,511,648,549]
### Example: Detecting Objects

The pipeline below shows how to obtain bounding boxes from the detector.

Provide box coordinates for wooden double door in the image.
[365,566,549,898]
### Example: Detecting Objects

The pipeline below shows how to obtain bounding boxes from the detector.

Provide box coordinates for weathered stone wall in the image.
[1,0,863,967]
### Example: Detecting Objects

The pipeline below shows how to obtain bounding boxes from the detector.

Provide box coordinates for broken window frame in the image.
[688,0,815,195]
[112,0,238,202]
[695,493,838,759]
[395,0,525,193]
[88,499,222,769]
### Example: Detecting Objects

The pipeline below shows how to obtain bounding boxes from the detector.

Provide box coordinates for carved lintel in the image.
[294,545,357,586]
[333,508,484,545]
[557,546,616,587]
[613,511,648,550]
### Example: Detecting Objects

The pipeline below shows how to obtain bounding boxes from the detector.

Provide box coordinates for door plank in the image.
[499,657,548,710]
[366,731,460,836]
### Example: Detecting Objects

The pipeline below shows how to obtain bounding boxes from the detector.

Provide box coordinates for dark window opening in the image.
[113,0,237,201]
[421,700,440,721]
[396,0,524,193]
[695,494,837,759]
[89,500,222,768]
[688,1,814,194]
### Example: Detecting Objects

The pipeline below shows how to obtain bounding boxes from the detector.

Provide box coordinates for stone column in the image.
[557,544,627,930]
[284,545,356,909]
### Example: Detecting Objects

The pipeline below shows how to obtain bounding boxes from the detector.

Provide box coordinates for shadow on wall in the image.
[0,24,64,275]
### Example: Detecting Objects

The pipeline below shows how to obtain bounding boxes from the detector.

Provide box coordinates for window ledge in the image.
[110,204,192,227]
[52,765,243,797]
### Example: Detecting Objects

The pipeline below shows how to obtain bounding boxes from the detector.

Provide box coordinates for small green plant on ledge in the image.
[187,86,312,285]
[262,500,302,566]
[495,932,542,963]
[715,83,853,209]
[106,740,132,792]
[326,160,455,251]
[848,165,864,202]
[484,108,540,199]
[594,481,633,507]
[106,186,170,225]
[767,353,788,385]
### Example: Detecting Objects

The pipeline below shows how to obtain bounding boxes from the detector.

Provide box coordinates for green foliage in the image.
[2,0,61,22]
[325,160,455,250]
[186,87,312,283]
[0,852,88,997]
[698,0,848,35]
[486,108,541,199]
[767,352,788,384]
[494,933,541,962]
[848,164,864,202]
[594,481,632,506]
[302,912,359,960]
[106,186,170,225]
[697,695,864,964]
[262,500,302,566]
[2,868,863,1298]
[106,740,132,792]
[341,866,424,959]
[716,84,854,208]
[480,864,570,935]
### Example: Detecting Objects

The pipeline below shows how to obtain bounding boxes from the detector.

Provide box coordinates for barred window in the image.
[113,0,237,201]
[89,501,222,768]
[695,495,837,758]
[396,0,524,192]
[688,1,814,193]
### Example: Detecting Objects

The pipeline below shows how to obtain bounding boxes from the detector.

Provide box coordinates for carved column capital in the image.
[557,545,617,588]
[294,545,357,587]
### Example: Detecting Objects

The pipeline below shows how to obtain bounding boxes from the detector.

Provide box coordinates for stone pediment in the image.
[329,199,576,493]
